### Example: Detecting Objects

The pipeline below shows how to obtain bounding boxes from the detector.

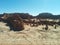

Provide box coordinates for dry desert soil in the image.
[0,22,60,45]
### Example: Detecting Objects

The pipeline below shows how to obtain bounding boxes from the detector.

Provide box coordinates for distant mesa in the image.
[0,12,60,19]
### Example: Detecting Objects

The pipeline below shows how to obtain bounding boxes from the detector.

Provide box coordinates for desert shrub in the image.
[45,24,48,30]
[6,15,24,31]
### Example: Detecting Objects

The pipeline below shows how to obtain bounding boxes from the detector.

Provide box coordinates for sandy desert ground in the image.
[0,22,60,45]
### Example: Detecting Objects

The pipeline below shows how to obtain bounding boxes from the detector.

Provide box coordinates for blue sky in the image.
[0,0,60,16]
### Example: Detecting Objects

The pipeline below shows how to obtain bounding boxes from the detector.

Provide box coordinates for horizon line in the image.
[0,12,60,16]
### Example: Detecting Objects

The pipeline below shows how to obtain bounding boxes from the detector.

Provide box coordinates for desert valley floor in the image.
[0,22,60,45]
